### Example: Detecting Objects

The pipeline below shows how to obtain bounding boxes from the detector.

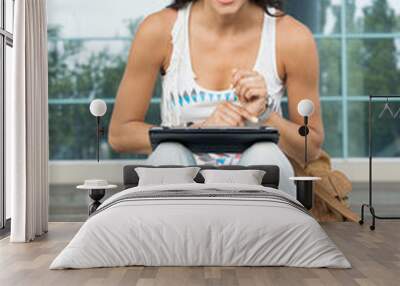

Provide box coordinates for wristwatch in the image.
[258,96,274,123]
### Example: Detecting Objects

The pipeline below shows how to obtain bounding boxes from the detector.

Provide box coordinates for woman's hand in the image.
[201,102,255,127]
[232,69,268,117]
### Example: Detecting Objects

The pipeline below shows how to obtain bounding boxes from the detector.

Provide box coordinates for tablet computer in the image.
[149,126,280,153]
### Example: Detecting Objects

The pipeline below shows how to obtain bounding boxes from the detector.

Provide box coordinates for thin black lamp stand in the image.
[87,99,108,214]
[298,116,310,168]
[290,100,321,210]
[95,116,105,163]
[359,95,400,231]
[90,99,107,162]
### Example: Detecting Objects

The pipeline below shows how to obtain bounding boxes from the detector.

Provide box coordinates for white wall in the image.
[49,159,400,185]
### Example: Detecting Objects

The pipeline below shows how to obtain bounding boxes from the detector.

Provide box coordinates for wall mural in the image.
[48,0,400,160]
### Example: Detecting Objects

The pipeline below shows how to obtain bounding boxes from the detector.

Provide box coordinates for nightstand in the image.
[77,180,117,215]
[290,177,321,210]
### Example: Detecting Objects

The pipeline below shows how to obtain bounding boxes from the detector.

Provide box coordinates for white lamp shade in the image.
[297,99,315,117]
[90,99,107,117]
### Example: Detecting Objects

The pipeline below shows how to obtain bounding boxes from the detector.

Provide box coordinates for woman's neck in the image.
[193,0,262,36]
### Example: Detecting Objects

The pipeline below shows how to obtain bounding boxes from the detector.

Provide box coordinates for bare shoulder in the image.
[135,8,178,44]
[276,15,316,54]
[275,14,318,75]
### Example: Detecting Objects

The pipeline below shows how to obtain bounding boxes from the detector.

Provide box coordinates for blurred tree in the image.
[362,1,398,96]
[362,0,400,157]
[347,0,400,157]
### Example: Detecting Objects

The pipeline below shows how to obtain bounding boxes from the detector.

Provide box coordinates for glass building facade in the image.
[48,0,400,160]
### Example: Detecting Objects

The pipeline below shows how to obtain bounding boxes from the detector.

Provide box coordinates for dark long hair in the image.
[168,0,284,16]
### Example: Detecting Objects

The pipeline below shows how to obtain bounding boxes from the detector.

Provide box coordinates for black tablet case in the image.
[149,127,280,153]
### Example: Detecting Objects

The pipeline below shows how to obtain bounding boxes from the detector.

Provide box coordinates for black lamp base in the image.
[295,180,314,210]
[88,189,106,215]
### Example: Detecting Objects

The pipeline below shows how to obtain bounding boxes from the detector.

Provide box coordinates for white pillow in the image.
[135,167,200,186]
[200,169,266,185]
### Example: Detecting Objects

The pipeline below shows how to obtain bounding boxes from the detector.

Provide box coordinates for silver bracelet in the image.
[258,107,273,123]
[258,96,274,123]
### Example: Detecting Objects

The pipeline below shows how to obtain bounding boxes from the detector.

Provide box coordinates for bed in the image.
[50,165,350,269]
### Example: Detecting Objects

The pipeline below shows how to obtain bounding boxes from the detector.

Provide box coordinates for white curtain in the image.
[7,0,49,242]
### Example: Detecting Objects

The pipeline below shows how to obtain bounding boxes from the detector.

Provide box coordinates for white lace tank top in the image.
[160,3,285,165]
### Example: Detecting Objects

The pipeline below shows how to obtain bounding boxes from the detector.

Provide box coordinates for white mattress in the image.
[50,183,351,269]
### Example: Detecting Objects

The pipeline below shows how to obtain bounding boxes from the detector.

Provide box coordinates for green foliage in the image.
[347,0,400,157]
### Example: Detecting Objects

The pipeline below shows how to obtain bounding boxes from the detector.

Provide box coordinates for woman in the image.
[109,0,324,196]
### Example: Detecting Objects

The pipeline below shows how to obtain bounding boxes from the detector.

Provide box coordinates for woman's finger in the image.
[232,73,259,89]
[236,76,263,89]
[243,97,267,114]
[225,102,255,121]
[209,109,235,126]
[233,73,264,87]
[218,103,243,125]
[218,112,241,126]
[232,69,259,87]
[217,114,237,126]
[243,87,268,102]
[236,78,265,102]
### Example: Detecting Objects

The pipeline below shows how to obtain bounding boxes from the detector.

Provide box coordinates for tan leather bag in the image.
[289,151,358,222]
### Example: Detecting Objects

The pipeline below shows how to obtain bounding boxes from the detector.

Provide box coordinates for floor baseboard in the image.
[0,218,11,239]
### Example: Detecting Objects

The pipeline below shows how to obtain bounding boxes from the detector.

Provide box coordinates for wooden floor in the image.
[1,222,400,286]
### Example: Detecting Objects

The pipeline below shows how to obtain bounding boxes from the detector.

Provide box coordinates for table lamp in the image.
[89,99,107,162]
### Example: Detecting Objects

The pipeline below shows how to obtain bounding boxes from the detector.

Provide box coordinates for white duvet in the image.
[50,183,351,269]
